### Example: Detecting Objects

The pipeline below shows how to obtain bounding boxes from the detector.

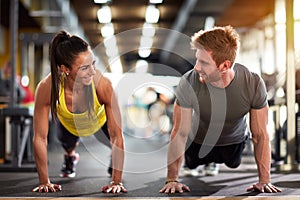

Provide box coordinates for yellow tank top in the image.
[56,76,107,137]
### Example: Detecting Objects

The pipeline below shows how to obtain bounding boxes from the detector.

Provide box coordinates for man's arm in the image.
[167,102,192,180]
[249,106,281,193]
[160,102,192,193]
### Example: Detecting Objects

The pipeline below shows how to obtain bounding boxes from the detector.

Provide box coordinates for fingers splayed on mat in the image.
[32,183,62,193]
[159,181,190,194]
[247,182,282,193]
[101,181,127,193]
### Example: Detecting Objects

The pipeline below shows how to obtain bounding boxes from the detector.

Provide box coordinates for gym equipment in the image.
[0,107,36,172]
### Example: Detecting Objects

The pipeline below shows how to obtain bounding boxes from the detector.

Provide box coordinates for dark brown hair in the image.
[49,30,93,120]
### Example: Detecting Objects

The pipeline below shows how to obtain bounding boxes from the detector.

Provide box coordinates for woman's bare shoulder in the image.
[93,70,114,104]
[37,73,51,88]
[93,70,112,89]
[35,73,52,104]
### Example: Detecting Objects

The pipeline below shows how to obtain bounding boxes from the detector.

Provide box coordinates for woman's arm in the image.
[32,74,61,192]
[95,72,126,189]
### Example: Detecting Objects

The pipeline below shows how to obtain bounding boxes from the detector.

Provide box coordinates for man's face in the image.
[193,49,221,83]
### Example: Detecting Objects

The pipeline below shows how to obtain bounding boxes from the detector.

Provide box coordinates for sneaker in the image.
[182,167,199,177]
[60,153,79,178]
[204,163,219,176]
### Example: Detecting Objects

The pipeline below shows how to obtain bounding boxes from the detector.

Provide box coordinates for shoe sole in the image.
[60,172,76,178]
[182,169,199,177]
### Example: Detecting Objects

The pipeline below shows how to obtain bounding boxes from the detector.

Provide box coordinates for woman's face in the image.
[71,49,96,86]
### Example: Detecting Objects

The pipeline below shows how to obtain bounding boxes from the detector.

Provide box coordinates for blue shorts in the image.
[56,120,110,150]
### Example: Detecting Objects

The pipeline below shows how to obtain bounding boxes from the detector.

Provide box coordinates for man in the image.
[159,26,281,194]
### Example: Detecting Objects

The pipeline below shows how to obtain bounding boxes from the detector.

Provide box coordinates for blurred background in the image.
[0,0,300,173]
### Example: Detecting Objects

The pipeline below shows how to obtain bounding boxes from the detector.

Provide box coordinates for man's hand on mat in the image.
[247,182,282,193]
[101,182,127,193]
[32,183,62,193]
[159,181,190,194]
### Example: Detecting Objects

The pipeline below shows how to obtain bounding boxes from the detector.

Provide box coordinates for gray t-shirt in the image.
[176,63,268,146]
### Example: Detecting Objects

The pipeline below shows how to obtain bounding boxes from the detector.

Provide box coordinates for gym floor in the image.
[0,133,300,200]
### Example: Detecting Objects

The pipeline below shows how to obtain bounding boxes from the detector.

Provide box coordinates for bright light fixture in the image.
[204,16,215,30]
[109,57,123,73]
[103,35,117,48]
[94,0,109,3]
[142,23,155,37]
[97,6,112,23]
[138,48,151,58]
[150,0,163,3]
[101,23,114,37]
[135,60,149,73]
[106,44,119,58]
[145,5,159,23]
[140,36,153,49]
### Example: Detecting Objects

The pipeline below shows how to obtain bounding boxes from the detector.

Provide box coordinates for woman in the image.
[32,30,127,193]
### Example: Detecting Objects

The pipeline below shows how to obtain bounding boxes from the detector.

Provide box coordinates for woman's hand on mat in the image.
[101,182,127,193]
[247,182,282,193]
[32,183,62,193]
[159,181,190,194]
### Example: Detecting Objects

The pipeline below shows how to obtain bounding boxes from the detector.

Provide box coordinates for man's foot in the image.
[204,163,219,176]
[60,153,79,178]
[182,167,199,177]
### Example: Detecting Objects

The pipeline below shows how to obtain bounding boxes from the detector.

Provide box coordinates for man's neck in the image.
[210,68,235,88]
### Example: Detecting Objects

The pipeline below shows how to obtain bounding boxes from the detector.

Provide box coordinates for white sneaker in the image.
[182,167,199,177]
[204,163,219,176]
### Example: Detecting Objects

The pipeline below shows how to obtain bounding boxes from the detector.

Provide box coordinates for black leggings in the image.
[56,121,111,151]
[184,137,248,169]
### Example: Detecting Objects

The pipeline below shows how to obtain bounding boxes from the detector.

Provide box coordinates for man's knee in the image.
[225,160,241,168]
[184,153,199,169]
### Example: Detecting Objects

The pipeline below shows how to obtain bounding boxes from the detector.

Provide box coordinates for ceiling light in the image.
[138,48,151,58]
[145,5,160,23]
[149,0,163,3]
[142,23,155,37]
[101,23,114,37]
[94,0,111,3]
[140,36,153,49]
[97,6,112,23]
[204,16,215,30]
[103,35,117,48]
[109,57,123,73]
[106,45,119,58]
[135,60,149,73]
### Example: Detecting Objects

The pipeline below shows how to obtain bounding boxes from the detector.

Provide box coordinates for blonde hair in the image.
[191,25,240,67]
